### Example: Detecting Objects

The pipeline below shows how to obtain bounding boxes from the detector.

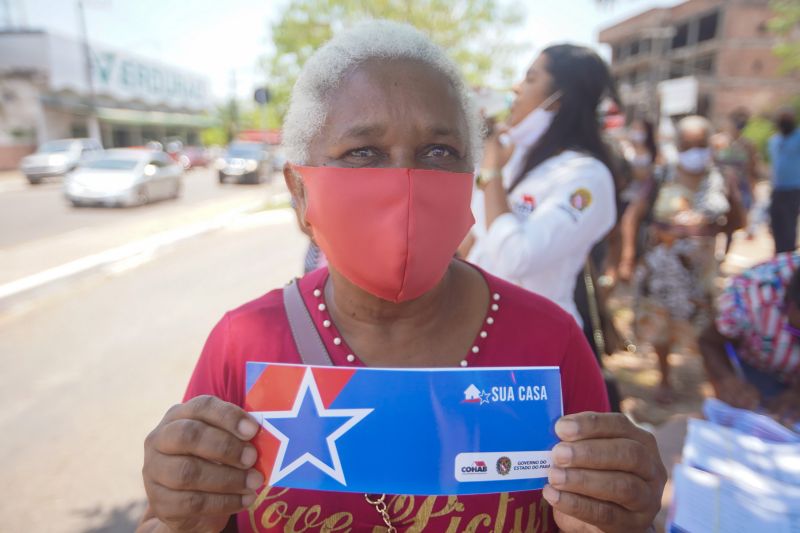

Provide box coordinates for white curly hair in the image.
[282,19,482,166]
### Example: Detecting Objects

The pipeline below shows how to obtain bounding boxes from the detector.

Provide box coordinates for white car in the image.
[64,149,183,207]
[21,138,103,184]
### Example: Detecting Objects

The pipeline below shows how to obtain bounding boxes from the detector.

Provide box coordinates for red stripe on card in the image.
[252,429,280,484]
[311,367,357,408]
[245,365,306,411]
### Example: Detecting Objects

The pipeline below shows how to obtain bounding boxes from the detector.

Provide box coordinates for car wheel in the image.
[69,199,83,208]
[27,177,42,185]
[218,171,226,184]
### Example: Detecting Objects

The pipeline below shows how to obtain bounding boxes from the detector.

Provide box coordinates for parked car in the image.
[178,146,210,170]
[64,149,182,207]
[216,142,271,184]
[20,138,103,184]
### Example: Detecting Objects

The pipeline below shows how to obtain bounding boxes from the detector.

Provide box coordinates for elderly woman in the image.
[138,22,665,533]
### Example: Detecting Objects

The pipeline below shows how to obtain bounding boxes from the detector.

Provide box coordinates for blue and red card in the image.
[245,362,562,495]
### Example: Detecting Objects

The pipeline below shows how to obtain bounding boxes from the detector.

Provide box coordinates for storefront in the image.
[0,30,213,169]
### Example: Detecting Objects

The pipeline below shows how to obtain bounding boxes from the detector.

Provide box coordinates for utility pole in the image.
[77,0,101,142]
[227,70,240,143]
[642,26,675,121]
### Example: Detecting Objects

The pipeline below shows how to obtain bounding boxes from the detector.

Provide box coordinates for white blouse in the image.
[468,150,616,325]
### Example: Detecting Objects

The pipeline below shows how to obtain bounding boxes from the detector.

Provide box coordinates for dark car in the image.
[216,142,271,184]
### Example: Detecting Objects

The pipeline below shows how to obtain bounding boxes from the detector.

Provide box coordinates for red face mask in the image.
[295,165,475,303]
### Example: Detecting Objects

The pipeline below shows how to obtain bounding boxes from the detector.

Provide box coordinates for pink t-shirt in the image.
[185,265,610,533]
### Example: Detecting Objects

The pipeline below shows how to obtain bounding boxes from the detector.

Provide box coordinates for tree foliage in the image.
[769,0,800,75]
[260,0,524,121]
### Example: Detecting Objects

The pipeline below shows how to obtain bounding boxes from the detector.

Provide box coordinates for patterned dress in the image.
[634,167,730,346]
[716,252,800,383]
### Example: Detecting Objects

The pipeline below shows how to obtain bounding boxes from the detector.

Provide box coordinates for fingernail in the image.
[238,417,259,439]
[542,484,560,504]
[241,446,257,467]
[555,418,579,439]
[548,467,566,486]
[552,444,573,466]
[242,493,256,507]
[246,469,264,490]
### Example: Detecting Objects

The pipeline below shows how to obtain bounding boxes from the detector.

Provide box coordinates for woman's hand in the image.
[142,395,263,533]
[617,258,635,283]
[481,128,514,172]
[544,412,667,533]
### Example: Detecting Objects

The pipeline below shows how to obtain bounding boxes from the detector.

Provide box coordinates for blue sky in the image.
[6,0,682,101]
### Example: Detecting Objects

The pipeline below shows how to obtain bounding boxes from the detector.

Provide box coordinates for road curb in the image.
[0,199,293,314]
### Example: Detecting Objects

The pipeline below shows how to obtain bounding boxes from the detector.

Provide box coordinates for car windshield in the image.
[81,158,140,171]
[227,144,262,159]
[39,140,78,153]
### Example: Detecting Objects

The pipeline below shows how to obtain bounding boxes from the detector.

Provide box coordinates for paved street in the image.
[0,210,307,533]
[0,168,278,248]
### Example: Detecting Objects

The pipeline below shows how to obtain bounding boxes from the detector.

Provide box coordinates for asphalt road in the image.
[0,168,279,249]
[0,211,306,532]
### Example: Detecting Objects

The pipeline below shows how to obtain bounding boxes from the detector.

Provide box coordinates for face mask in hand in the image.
[502,91,562,148]
[297,165,475,303]
[677,147,711,174]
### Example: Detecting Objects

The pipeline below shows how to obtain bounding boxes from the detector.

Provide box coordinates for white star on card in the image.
[250,368,373,486]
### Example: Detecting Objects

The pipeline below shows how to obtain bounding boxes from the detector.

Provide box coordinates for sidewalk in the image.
[0,180,291,306]
[0,170,27,193]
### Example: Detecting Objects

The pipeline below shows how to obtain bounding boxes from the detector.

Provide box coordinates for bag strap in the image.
[283,279,334,367]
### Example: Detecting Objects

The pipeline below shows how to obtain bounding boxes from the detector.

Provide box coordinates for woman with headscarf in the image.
[137,22,665,533]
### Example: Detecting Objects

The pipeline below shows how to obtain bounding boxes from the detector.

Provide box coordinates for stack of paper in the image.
[668,400,800,532]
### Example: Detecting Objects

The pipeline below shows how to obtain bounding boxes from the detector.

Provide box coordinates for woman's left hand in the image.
[481,128,514,171]
[543,412,667,533]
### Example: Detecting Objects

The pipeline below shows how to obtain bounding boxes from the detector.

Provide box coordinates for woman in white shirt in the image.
[468,44,619,326]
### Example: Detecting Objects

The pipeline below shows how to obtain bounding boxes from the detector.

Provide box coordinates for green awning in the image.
[96,107,215,128]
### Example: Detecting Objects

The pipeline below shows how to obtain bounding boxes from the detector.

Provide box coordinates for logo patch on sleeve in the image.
[569,188,592,211]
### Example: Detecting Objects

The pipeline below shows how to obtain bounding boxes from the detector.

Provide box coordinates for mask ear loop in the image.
[540,90,562,112]
[499,90,563,148]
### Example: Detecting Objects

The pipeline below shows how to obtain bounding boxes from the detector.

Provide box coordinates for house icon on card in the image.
[463,384,482,403]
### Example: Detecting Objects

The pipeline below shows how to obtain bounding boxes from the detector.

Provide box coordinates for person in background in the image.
[715,108,760,244]
[464,45,624,409]
[769,107,800,254]
[467,44,618,329]
[613,117,659,282]
[620,115,740,403]
[699,252,800,425]
[622,117,659,190]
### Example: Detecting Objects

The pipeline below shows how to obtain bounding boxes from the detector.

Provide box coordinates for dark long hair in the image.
[640,118,658,163]
[509,44,620,193]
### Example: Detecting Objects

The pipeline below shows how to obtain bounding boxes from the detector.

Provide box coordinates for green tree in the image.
[261,0,524,122]
[769,0,800,74]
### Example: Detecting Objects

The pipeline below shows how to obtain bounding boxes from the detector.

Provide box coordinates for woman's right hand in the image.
[141,395,263,533]
[617,258,635,283]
